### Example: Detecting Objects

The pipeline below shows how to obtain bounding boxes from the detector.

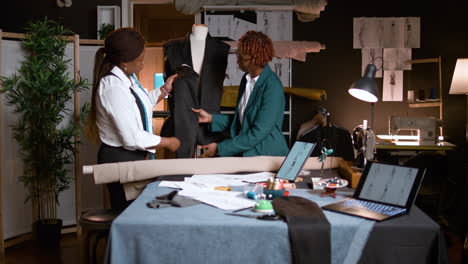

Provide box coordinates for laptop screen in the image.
[275,141,315,181]
[356,162,421,207]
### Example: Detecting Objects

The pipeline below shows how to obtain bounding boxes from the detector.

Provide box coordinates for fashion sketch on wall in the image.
[354,17,420,99]
[383,70,403,101]
[205,11,292,87]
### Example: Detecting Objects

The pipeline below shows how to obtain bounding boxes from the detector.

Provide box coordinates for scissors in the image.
[225,213,282,221]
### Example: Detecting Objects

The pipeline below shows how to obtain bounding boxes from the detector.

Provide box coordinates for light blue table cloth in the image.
[105,182,375,264]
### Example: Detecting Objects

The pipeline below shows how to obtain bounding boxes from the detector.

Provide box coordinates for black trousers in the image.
[98,143,148,212]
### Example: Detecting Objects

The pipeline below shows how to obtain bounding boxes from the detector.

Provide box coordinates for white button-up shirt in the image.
[238,74,259,124]
[96,66,161,152]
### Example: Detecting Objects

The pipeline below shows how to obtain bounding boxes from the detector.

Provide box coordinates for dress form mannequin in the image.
[162,26,230,158]
[190,24,208,74]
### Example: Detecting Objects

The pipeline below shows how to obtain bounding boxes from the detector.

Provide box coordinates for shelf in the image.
[407,58,440,64]
[405,56,443,136]
[97,6,121,39]
[408,101,441,108]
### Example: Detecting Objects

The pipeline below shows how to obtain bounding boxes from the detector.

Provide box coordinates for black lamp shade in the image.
[348,64,379,103]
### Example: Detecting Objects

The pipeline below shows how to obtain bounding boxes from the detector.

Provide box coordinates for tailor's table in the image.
[105,175,448,264]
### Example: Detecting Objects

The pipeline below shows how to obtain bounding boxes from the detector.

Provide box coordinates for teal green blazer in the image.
[211,65,289,157]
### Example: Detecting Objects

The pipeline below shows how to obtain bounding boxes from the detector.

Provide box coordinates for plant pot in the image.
[35,218,63,248]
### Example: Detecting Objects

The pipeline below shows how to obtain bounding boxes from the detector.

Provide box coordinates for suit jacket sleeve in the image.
[210,113,233,132]
[217,76,285,156]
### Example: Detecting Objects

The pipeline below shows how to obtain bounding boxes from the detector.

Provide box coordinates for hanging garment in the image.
[163,65,226,158]
[162,33,230,158]
[299,124,355,161]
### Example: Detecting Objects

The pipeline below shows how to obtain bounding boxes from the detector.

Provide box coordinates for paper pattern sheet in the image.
[256,11,292,41]
[383,48,412,70]
[205,15,232,37]
[230,18,257,41]
[159,172,274,210]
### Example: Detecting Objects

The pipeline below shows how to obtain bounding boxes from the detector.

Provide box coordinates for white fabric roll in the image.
[92,156,342,185]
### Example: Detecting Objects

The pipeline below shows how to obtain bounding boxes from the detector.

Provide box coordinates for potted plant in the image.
[0,18,87,247]
[98,23,114,39]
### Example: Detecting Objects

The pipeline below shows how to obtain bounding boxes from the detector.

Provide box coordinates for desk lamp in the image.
[348,64,379,167]
[348,64,379,128]
[449,58,468,142]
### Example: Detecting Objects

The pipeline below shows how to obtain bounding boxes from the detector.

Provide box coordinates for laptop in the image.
[275,141,316,181]
[322,161,426,221]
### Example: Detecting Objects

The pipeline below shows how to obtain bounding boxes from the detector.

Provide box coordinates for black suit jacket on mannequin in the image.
[162,33,230,158]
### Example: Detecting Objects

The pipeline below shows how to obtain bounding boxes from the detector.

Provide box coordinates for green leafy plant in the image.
[0,18,87,222]
[98,23,115,39]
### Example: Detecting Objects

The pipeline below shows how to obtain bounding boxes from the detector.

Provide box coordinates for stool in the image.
[79,209,117,264]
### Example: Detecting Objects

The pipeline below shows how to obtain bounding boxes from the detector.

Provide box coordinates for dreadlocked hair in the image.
[238,31,274,67]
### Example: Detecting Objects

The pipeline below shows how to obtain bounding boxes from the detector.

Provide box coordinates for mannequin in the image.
[190,24,208,74]
[162,25,230,158]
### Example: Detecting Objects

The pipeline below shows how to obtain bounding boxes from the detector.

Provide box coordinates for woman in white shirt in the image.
[86,28,180,211]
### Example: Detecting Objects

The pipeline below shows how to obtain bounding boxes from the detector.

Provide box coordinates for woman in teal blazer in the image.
[193,31,289,157]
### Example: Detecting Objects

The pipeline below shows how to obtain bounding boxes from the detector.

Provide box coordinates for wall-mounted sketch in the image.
[362,48,383,78]
[224,53,243,86]
[383,17,405,48]
[353,17,384,49]
[268,58,290,86]
[205,15,232,37]
[230,17,257,41]
[206,11,292,87]
[257,11,292,41]
[383,70,403,101]
[383,48,412,70]
[404,17,420,48]
[354,17,420,49]
[354,17,420,101]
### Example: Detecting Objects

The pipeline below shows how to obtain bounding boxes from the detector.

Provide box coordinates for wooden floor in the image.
[4,233,106,264]
[4,230,466,264]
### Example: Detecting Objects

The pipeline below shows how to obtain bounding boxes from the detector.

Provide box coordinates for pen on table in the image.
[232,206,253,213]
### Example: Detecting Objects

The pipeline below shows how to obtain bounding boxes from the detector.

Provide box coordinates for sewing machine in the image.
[388,116,442,145]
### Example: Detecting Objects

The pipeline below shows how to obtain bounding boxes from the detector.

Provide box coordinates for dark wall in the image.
[0,0,120,39]
[1,0,466,148]
[292,0,468,150]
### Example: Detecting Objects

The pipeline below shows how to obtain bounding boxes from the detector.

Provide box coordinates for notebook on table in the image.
[322,161,426,221]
